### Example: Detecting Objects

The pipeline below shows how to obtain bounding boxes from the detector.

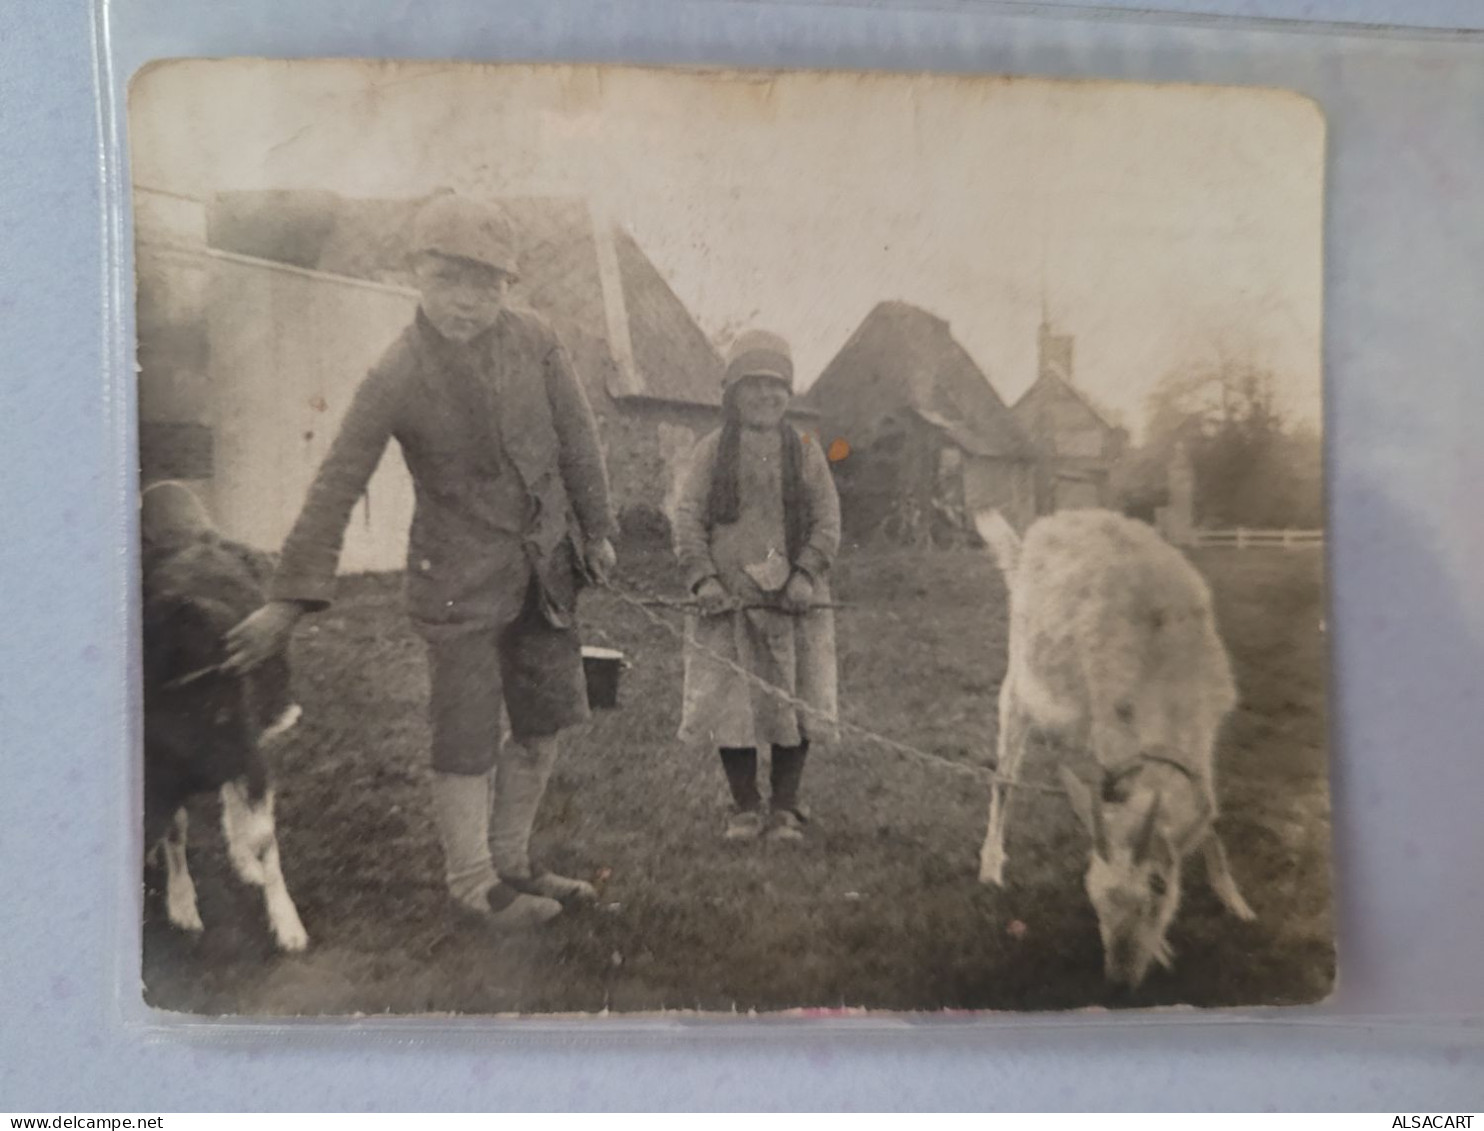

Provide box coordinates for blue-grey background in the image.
[3,0,1482,1111]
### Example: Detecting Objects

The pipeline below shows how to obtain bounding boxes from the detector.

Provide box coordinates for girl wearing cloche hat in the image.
[671,330,842,842]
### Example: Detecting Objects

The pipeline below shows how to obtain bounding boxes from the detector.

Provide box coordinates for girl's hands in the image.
[781,570,815,614]
[694,577,735,616]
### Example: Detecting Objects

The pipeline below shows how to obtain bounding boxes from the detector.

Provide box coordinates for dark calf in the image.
[141,484,307,951]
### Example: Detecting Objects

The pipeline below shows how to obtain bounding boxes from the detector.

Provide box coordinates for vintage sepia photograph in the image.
[130,60,1331,1016]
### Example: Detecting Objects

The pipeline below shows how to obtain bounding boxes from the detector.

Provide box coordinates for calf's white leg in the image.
[220,779,309,952]
[162,807,203,933]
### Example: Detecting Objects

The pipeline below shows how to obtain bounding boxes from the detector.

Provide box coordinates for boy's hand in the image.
[695,577,735,617]
[224,600,304,674]
[781,570,815,614]
[584,536,617,583]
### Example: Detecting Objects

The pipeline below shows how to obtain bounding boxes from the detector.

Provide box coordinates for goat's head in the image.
[1057,759,1212,989]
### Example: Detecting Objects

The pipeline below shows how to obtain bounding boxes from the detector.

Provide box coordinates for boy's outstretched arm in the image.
[225,365,400,673]
[269,365,400,609]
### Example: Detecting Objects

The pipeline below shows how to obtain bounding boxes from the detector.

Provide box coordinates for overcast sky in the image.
[131,60,1324,438]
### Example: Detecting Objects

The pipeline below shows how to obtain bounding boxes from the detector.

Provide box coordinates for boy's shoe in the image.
[503,866,598,906]
[765,808,807,842]
[724,809,765,841]
[451,882,562,931]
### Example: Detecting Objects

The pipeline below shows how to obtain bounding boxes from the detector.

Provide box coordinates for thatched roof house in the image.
[805,301,1037,543]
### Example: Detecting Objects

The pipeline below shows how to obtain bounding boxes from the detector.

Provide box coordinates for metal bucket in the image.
[581,646,628,710]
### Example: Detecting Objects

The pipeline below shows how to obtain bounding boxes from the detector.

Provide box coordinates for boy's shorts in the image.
[425,580,591,775]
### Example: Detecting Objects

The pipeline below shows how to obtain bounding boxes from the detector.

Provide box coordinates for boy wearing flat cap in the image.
[226,192,617,931]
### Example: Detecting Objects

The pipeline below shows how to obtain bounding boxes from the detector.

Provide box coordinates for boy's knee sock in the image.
[770,739,810,814]
[430,770,499,908]
[719,747,761,811]
[489,735,559,878]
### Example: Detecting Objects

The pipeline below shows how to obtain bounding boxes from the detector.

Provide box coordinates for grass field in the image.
[142,538,1334,1016]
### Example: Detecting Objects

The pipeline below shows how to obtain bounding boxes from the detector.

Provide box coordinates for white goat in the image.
[974,507,1255,988]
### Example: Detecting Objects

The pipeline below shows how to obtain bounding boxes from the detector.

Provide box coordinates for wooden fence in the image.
[1190,528,1325,550]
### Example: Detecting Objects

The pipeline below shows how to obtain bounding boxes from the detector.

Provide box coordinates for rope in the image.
[165,567,1060,796]
[161,663,225,691]
[593,572,1064,797]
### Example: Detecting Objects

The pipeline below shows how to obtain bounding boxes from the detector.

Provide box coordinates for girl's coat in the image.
[672,426,841,748]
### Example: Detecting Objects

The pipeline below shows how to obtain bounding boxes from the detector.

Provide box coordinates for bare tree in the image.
[1115,349,1320,529]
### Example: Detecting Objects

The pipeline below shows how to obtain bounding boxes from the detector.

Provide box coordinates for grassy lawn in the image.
[142,539,1334,1016]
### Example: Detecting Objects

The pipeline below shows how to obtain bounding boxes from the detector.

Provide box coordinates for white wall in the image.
[207,251,419,572]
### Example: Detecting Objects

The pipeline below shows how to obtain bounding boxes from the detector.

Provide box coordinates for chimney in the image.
[1037,321,1075,386]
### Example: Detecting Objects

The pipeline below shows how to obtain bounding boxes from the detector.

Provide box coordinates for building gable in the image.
[1012,373,1118,459]
[205,190,723,412]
